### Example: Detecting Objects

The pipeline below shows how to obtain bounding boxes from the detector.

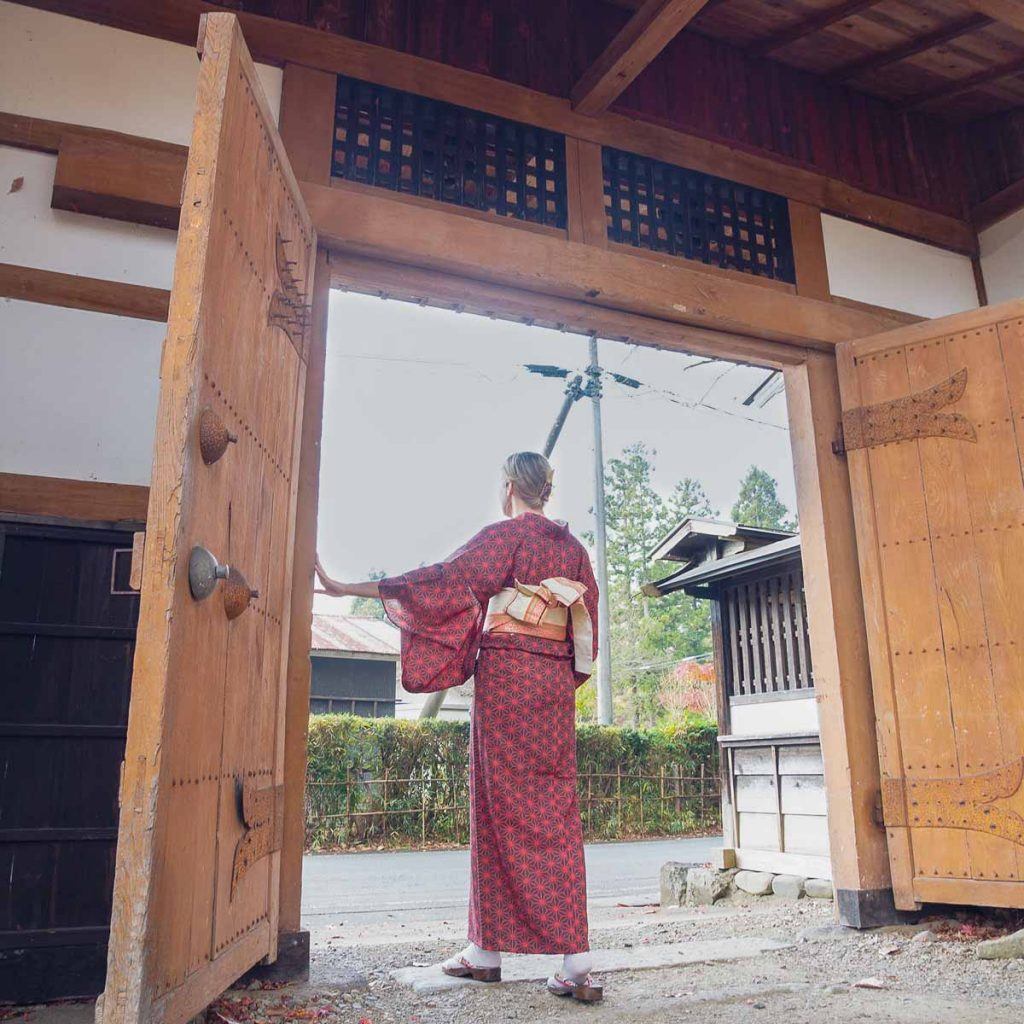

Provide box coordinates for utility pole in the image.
[543,374,584,458]
[588,337,613,725]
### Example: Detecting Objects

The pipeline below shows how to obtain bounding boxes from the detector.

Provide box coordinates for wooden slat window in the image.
[722,569,814,699]
[332,73,568,229]
[602,146,795,282]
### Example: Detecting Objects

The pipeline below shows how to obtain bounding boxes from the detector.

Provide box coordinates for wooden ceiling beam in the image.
[899,53,1024,111]
[831,13,992,82]
[750,0,880,58]
[963,0,1024,34]
[972,176,1024,231]
[572,0,712,115]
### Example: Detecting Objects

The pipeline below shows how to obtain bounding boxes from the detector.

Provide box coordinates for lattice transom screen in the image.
[332,74,568,229]
[602,147,795,283]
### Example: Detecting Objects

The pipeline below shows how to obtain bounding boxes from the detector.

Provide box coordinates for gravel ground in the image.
[211,893,1024,1024]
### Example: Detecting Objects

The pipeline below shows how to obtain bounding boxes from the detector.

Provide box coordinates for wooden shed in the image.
[647,524,830,879]
[2,0,1024,1018]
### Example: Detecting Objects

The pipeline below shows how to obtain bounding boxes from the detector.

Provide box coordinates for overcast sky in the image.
[314,290,795,603]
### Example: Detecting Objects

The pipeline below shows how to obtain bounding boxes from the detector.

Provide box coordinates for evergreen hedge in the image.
[305,713,719,850]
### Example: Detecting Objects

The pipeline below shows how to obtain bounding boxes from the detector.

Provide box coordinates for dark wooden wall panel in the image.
[966,107,1024,206]
[242,0,971,219]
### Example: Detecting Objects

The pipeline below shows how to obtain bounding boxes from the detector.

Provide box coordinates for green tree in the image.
[662,477,715,532]
[350,568,387,619]
[730,466,795,530]
[584,445,716,727]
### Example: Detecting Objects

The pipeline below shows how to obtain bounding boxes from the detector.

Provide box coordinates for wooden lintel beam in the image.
[52,132,186,230]
[329,252,809,368]
[831,13,992,83]
[0,262,171,321]
[0,472,149,522]
[964,0,1024,33]
[5,4,976,253]
[302,180,905,347]
[899,54,1024,112]
[750,0,880,57]
[0,109,188,158]
[571,0,710,116]
[972,176,1024,231]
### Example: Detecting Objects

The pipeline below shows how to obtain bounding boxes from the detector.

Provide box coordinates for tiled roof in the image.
[310,613,400,657]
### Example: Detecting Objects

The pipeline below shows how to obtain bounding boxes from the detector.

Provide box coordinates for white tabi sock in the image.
[463,942,501,968]
[562,952,592,981]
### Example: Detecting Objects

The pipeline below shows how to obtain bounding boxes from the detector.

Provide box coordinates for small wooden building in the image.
[309,613,400,717]
[648,520,830,880]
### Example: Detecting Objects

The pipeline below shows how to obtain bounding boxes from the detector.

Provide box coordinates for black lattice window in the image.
[332,74,568,229]
[602,147,795,283]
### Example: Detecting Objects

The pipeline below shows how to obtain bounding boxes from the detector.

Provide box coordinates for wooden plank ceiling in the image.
[689,0,1024,120]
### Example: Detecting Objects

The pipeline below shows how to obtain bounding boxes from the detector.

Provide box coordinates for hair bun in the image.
[503,451,554,510]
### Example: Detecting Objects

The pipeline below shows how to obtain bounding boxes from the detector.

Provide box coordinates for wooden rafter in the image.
[972,176,1024,231]
[964,0,1024,34]
[900,53,1024,111]
[831,13,993,82]
[750,0,880,57]
[572,0,711,115]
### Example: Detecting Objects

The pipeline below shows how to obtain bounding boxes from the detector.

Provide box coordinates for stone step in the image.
[392,936,792,995]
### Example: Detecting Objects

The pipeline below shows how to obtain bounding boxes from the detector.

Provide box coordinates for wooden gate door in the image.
[836,299,1024,912]
[99,14,315,1024]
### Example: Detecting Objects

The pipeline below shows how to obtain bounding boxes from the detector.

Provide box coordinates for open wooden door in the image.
[836,299,1024,912]
[99,14,315,1024]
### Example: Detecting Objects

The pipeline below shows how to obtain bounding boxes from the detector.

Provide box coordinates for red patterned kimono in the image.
[380,513,599,953]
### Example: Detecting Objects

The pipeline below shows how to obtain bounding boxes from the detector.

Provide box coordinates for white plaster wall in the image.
[0,2,283,486]
[979,208,1024,306]
[0,2,282,145]
[1,146,178,286]
[0,299,163,485]
[729,696,820,738]
[821,214,979,319]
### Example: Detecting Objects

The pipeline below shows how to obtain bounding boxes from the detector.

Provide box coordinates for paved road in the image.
[301,836,719,927]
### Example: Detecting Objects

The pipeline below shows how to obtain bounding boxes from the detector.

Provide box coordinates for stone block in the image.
[805,878,834,900]
[686,866,734,906]
[771,874,806,899]
[659,861,691,907]
[977,927,1024,960]
[734,870,775,896]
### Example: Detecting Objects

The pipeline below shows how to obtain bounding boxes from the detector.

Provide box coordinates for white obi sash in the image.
[484,577,593,675]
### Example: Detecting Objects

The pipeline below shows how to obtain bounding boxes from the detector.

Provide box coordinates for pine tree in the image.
[730,466,795,530]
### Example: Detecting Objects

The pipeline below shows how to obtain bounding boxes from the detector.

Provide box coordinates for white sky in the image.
[314,290,795,601]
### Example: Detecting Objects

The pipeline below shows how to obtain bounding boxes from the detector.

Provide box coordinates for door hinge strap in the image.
[877,760,1024,848]
[841,368,977,453]
[232,777,284,898]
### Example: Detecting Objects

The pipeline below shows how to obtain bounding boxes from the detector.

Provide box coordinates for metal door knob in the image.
[188,546,258,619]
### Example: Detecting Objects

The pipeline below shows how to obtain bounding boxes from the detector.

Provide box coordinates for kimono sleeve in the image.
[574,546,600,688]
[379,522,517,693]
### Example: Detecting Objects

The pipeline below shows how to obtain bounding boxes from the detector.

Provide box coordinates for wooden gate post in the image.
[261,65,338,981]
[784,351,898,927]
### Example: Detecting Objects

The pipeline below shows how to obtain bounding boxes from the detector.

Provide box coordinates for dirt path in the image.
[214,893,1024,1024]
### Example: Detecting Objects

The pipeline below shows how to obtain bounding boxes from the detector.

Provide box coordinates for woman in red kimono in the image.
[316,452,602,1002]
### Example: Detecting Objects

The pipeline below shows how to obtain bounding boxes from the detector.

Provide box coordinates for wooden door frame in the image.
[274,245,897,940]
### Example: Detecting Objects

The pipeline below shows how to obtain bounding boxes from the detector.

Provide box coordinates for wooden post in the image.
[789,201,831,301]
[784,351,896,927]
[279,63,337,185]
[273,247,330,974]
[269,60,337,979]
[564,137,608,248]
